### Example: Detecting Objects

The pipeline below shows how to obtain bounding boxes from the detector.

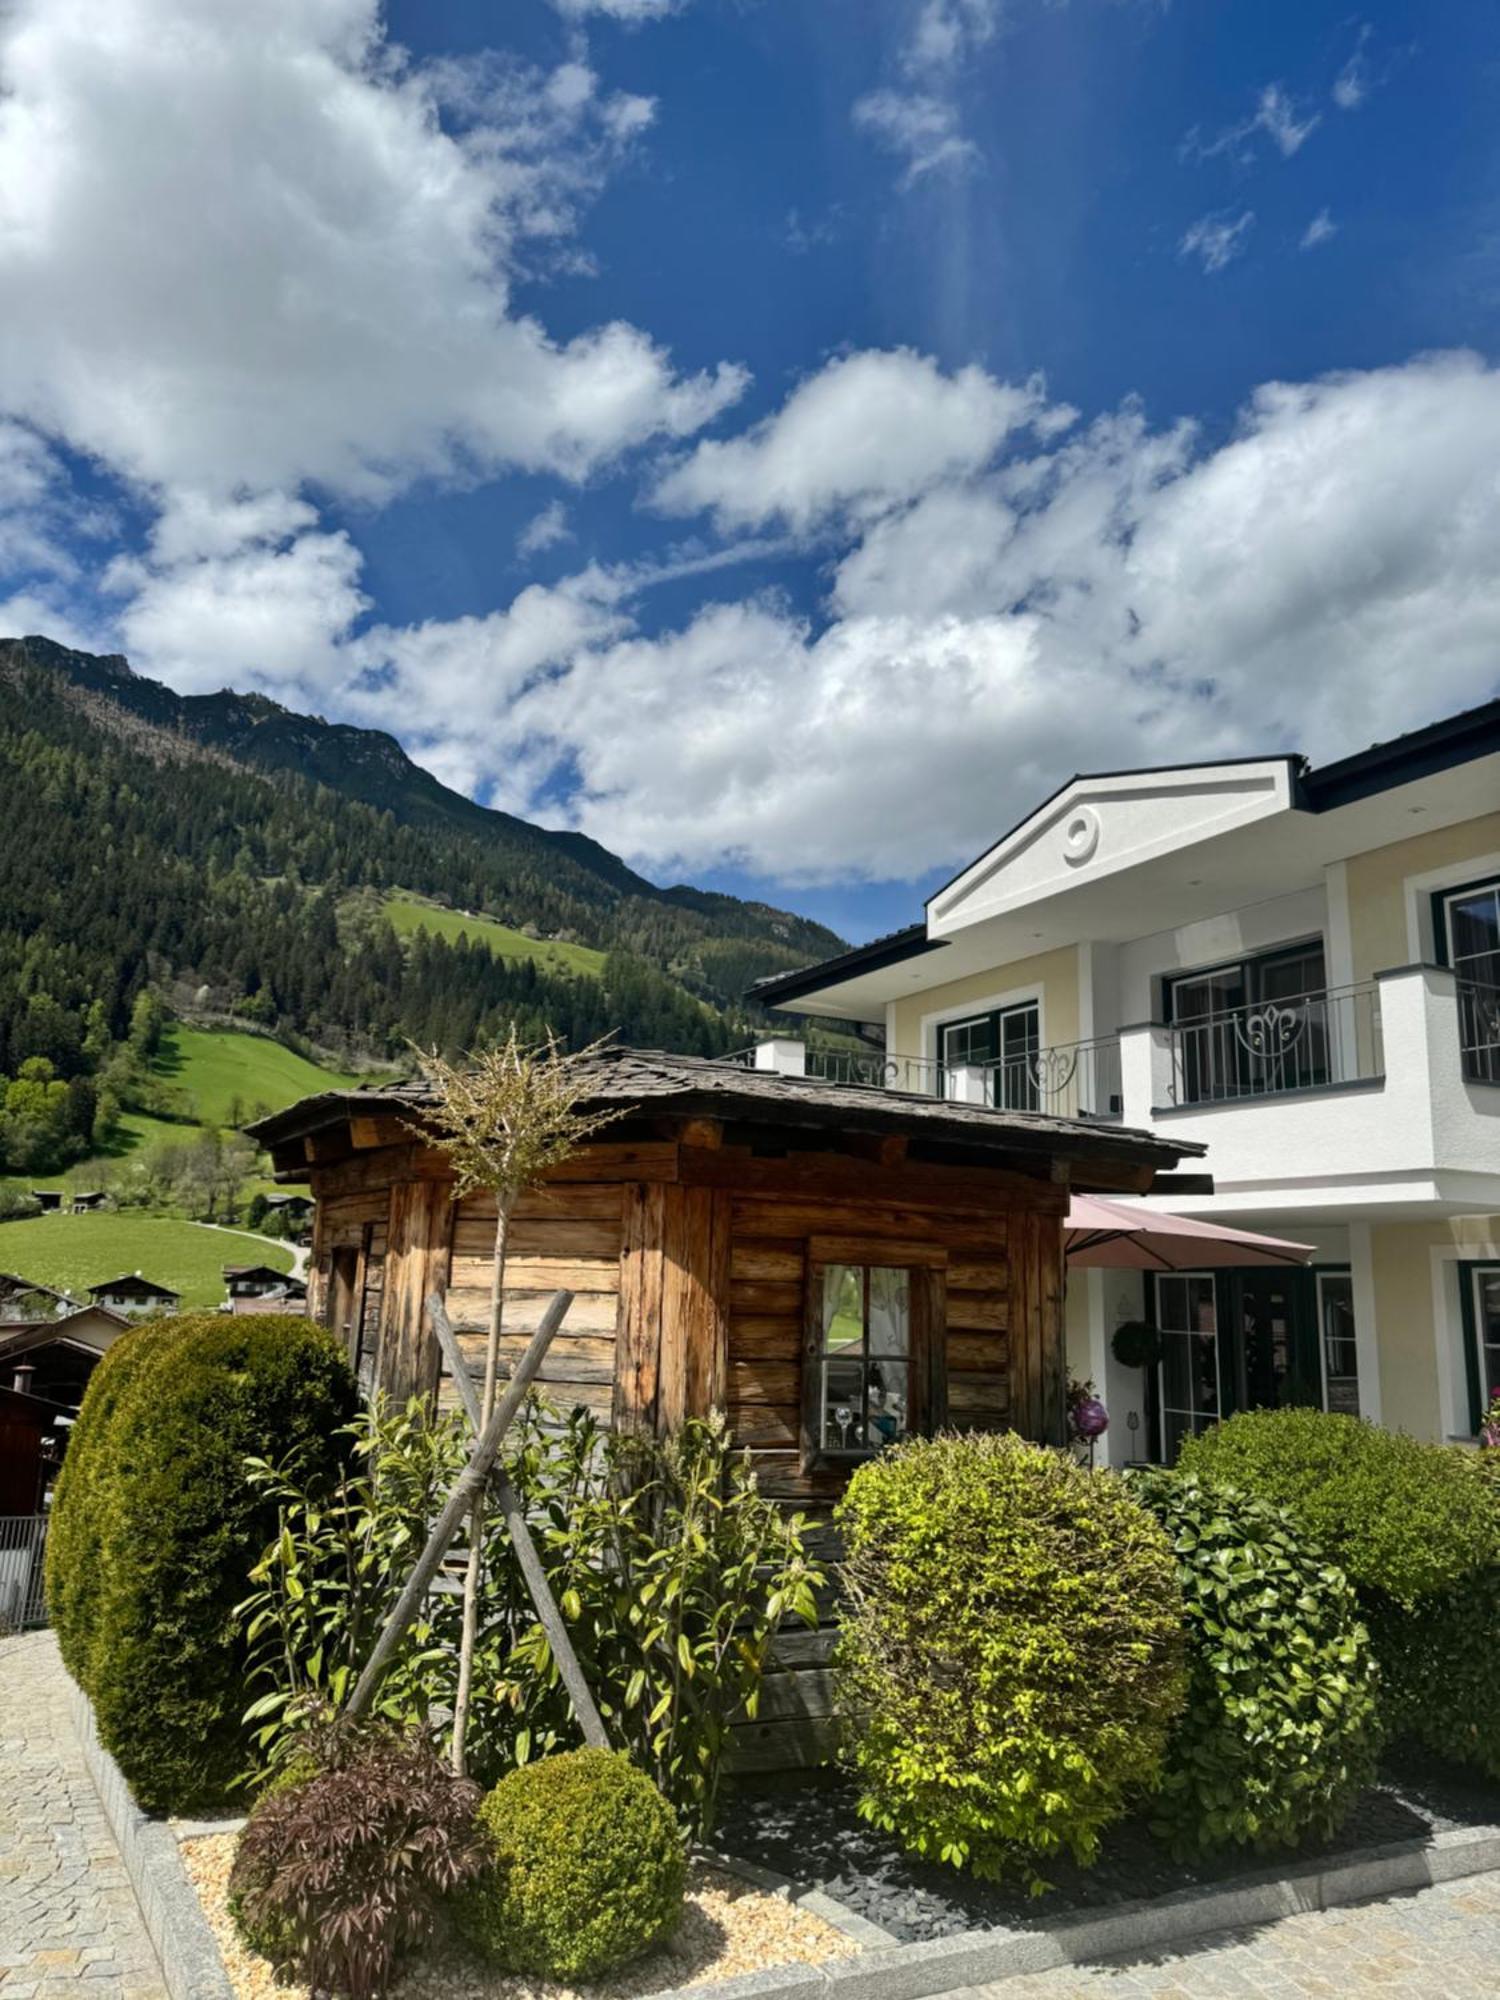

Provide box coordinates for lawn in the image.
[383,892,607,978]
[0,1211,294,1309]
[152,1025,368,1127]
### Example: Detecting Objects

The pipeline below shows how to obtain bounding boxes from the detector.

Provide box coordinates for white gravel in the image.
[182,1833,858,2000]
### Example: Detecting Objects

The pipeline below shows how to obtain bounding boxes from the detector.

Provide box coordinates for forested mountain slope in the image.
[0,635,842,1104]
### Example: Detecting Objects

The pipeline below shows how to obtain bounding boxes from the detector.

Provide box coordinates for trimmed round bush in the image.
[455,1749,686,1979]
[47,1312,355,1813]
[1177,1409,1498,1608]
[833,1433,1186,1886]
[1132,1471,1383,1857]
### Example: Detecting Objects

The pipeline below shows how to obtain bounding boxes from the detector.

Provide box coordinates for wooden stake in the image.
[427,1293,610,1751]
[345,1288,574,1722]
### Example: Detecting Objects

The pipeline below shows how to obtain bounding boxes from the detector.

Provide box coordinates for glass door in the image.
[1463,1264,1500,1429]
[1317,1270,1360,1416]
[1228,1270,1323,1413]
[1168,967,1245,1104]
[1155,1272,1222,1462]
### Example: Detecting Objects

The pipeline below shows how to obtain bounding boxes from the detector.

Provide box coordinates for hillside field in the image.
[152,1024,368,1126]
[0,1212,294,1309]
[382,893,607,978]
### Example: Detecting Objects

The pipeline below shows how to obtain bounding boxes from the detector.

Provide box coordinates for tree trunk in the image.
[451,1192,513,1776]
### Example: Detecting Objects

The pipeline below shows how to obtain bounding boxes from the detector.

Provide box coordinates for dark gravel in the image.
[720,1752,1500,1943]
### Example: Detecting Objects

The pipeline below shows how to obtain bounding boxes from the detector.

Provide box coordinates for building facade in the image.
[756,701,1500,1462]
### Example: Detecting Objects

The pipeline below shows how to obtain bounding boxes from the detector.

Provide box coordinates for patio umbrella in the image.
[1065,1193,1315,1270]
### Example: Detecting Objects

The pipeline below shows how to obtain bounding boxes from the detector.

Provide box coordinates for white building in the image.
[755,699,1500,1462]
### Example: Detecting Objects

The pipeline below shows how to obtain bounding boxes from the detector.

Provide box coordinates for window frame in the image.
[1459,1260,1500,1436]
[799,1238,947,1472]
[939,1000,1042,1110]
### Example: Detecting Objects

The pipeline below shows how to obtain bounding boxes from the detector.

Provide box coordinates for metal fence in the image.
[1165,983,1384,1107]
[0,1513,49,1632]
[725,1037,1125,1120]
[1458,973,1500,1086]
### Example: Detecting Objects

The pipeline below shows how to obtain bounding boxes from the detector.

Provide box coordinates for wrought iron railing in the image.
[1458,965,1500,1086]
[1165,983,1383,1107]
[728,1038,1124,1120]
[0,1513,49,1632]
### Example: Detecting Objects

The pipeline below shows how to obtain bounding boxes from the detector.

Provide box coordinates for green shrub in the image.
[834,1433,1186,1887]
[455,1749,685,1979]
[46,1319,176,1679]
[1132,1471,1383,1856]
[1177,1409,1498,1608]
[228,1719,485,1999]
[239,1402,819,1836]
[49,1311,355,1813]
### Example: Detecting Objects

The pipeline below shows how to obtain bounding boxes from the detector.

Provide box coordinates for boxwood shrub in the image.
[833,1433,1186,1887]
[1132,1470,1383,1856]
[1176,1408,1498,1608]
[47,1311,355,1813]
[454,1749,685,1979]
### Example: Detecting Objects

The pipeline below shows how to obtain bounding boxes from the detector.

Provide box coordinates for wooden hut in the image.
[252,1049,1199,1767]
[250,1049,1197,1489]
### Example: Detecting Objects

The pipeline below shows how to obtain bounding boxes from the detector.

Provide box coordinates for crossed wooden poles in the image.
[346,1287,608,1749]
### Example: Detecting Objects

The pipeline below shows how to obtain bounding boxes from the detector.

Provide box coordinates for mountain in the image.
[0,635,844,1091]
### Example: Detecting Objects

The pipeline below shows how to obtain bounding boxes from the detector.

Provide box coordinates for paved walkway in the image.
[967,1869,1500,1999]
[0,1633,166,2000]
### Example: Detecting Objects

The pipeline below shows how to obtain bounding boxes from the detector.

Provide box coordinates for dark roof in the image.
[247,1046,1199,1176]
[0,1272,68,1305]
[0,1312,125,1364]
[1298,695,1500,812]
[87,1273,180,1299]
[749,923,946,1008]
[224,1264,305,1285]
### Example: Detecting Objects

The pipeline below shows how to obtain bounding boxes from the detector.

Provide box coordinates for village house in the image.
[0,1306,129,1517]
[86,1273,181,1318]
[753,699,1500,1462]
[222,1264,308,1313]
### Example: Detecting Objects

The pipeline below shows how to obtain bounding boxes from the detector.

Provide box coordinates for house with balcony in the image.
[753,698,1500,1463]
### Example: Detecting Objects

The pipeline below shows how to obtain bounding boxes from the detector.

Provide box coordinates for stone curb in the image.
[699,1846,902,1948]
[675,1821,1500,2000]
[67,1675,237,2000]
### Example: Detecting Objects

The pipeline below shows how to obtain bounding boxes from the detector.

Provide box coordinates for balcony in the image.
[1162,983,1384,1109]
[733,1035,1124,1122]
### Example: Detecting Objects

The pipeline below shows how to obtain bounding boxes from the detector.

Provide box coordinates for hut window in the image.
[818,1264,912,1454]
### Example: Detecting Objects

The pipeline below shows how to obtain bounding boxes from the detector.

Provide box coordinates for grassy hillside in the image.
[0,1212,294,1309]
[382,893,607,978]
[153,1025,368,1126]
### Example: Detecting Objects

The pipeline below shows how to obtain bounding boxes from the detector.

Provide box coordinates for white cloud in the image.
[1301,209,1337,251]
[551,0,686,18]
[0,0,743,506]
[855,0,1000,188]
[1180,210,1254,274]
[1183,83,1319,166]
[852,91,978,187]
[654,351,1067,531]
[1333,26,1372,111]
[454,352,1500,881]
[517,501,574,559]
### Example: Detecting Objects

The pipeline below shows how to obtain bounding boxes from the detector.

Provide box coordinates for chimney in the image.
[753,1038,807,1079]
[12,1361,35,1396]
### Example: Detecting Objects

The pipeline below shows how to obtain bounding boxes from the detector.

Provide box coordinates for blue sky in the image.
[1,0,1498,944]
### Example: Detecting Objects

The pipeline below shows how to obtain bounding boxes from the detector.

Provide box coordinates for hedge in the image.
[834,1433,1186,1886]
[1176,1408,1498,1608]
[47,1311,355,1813]
[1133,1471,1382,1856]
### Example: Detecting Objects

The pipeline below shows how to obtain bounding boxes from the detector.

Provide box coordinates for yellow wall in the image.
[1370,1214,1500,1441]
[887,944,1081,1060]
[1345,812,1500,983]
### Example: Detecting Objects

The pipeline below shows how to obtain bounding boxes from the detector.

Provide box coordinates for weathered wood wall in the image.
[304,1127,1069,1773]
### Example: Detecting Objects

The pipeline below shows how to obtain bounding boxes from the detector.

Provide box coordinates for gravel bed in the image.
[181,1834,857,2000]
[719,1753,1500,1944]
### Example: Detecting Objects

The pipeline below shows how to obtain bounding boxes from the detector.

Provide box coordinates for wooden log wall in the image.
[305,1128,1069,1774]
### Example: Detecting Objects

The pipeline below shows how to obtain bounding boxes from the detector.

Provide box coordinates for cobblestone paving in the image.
[968,1870,1500,1999]
[0,1633,166,1999]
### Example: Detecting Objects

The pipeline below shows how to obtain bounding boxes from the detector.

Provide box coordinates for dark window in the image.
[1436,879,1500,1085]
[940,1001,1041,1110]
[1166,941,1329,1102]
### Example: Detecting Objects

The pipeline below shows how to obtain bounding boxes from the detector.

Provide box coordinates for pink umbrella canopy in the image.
[1065,1194,1315,1270]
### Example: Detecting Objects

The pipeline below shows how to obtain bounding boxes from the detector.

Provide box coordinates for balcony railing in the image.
[1164,983,1384,1108]
[729,1037,1124,1121]
[1458,971,1500,1085]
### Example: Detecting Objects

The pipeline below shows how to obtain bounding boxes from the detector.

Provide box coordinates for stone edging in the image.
[678,1821,1500,2000]
[67,1675,237,2000]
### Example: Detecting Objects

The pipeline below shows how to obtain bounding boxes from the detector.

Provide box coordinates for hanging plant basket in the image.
[1112,1320,1165,1370]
